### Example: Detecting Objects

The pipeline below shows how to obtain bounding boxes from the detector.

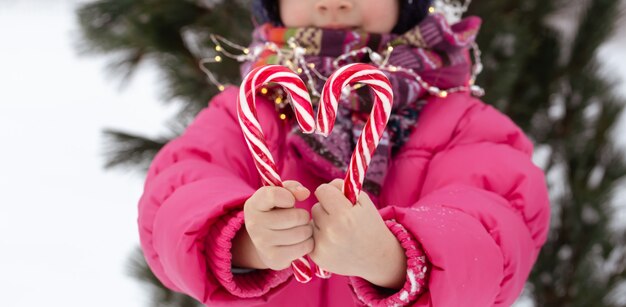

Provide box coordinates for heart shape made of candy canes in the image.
[237,63,393,283]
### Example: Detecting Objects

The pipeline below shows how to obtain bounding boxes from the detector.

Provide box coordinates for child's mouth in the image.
[324,24,359,31]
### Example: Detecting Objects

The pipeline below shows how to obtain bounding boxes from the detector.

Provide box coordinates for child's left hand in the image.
[309,179,407,289]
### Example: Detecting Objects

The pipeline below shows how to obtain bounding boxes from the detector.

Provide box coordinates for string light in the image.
[199,9,485,108]
[200,36,485,100]
[199,58,226,92]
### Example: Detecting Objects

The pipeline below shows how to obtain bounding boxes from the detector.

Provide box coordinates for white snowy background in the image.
[0,0,624,306]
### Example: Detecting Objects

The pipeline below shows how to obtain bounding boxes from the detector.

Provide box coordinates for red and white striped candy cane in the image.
[237,65,316,283]
[313,63,393,279]
[316,63,394,204]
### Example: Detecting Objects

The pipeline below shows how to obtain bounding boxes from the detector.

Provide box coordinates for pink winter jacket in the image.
[138,86,550,306]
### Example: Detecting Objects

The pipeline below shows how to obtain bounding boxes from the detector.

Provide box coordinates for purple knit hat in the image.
[252,0,433,34]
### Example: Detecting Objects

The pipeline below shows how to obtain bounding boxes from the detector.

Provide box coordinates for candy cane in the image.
[316,63,394,205]
[237,65,316,283]
[313,64,393,279]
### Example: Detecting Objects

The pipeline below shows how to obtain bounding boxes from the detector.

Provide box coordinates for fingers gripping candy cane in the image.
[316,63,394,204]
[237,65,316,283]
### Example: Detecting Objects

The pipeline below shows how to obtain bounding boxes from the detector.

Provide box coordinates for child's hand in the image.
[309,179,407,289]
[243,181,314,271]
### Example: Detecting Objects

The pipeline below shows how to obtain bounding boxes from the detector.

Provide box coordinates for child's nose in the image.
[315,0,353,14]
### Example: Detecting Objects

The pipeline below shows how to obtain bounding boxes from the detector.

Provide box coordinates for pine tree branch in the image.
[76,0,254,115]
[102,129,172,173]
[568,0,621,74]
[127,247,202,307]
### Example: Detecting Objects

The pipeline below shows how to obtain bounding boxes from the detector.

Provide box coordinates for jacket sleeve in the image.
[137,87,293,305]
[350,98,551,306]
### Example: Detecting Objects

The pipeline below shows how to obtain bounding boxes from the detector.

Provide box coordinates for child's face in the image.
[278,0,399,34]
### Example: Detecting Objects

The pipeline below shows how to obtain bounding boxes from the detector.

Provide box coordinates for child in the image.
[137,0,551,306]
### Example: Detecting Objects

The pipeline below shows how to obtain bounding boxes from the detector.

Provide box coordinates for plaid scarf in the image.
[242,13,481,197]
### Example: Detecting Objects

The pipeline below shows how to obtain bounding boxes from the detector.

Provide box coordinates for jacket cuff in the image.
[205,209,292,298]
[349,220,430,306]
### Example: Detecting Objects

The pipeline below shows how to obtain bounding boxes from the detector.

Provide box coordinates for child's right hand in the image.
[243,180,313,271]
